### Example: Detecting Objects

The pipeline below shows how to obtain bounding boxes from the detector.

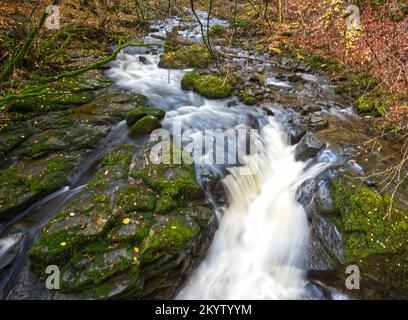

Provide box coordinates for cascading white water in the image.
[106,14,335,299]
[177,119,331,300]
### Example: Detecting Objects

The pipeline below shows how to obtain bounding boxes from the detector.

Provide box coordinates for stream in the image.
[0,10,405,300]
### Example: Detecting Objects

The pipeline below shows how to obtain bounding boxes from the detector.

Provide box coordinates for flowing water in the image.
[177,119,331,299]
[0,10,373,300]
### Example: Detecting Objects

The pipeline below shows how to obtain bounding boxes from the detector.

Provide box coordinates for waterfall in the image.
[177,119,330,299]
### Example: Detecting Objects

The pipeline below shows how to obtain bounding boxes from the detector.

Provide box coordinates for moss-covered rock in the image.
[28,141,213,299]
[327,175,408,292]
[126,106,165,127]
[180,71,200,90]
[180,71,233,99]
[16,125,110,159]
[0,153,80,219]
[0,128,34,163]
[8,70,112,113]
[194,75,233,99]
[208,24,226,37]
[158,44,211,69]
[239,92,257,105]
[128,115,161,136]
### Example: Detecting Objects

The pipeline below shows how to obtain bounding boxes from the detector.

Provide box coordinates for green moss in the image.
[208,24,225,37]
[141,215,200,261]
[239,92,257,105]
[10,89,95,113]
[327,175,408,292]
[159,44,211,69]
[128,115,161,136]
[106,212,155,242]
[126,106,165,127]
[130,148,202,203]
[0,154,77,218]
[195,75,232,99]
[180,72,233,99]
[0,128,34,160]
[115,185,157,212]
[330,175,408,267]
[180,71,200,90]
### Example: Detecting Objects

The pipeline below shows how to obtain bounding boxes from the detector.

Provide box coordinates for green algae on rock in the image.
[28,141,213,299]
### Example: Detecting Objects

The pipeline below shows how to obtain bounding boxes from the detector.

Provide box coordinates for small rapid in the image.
[177,119,331,299]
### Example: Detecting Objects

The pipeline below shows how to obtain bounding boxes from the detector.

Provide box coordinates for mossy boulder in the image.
[180,71,200,91]
[180,71,233,99]
[28,141,213,299]
[158,44,211,69]
[0,153,80,220]
[126,107,165,127]
[326,175,408,293]
[208,24,226,37]
[128,115,161,136]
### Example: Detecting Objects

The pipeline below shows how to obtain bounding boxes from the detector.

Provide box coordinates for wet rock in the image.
[0,232,27,269]
[262,107,274,117]
[287,73,303,83]
[128,115,161,136]
[309,173,408,298]
[17,125,110,159]
[9,70,112,113]
[301,105,321,115]
[287,125,306,145]
[126,107,165,127]
[28,142,213,299]
[227,99,237,107]
[294,133,326,161]
[308,115,329,130]
[71,91,146,125]
[138,56,148,64]
[0,128,34,164]
[0,153,81,220]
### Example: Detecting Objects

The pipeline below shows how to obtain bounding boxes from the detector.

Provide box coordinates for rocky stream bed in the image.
[0,10,407,300]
